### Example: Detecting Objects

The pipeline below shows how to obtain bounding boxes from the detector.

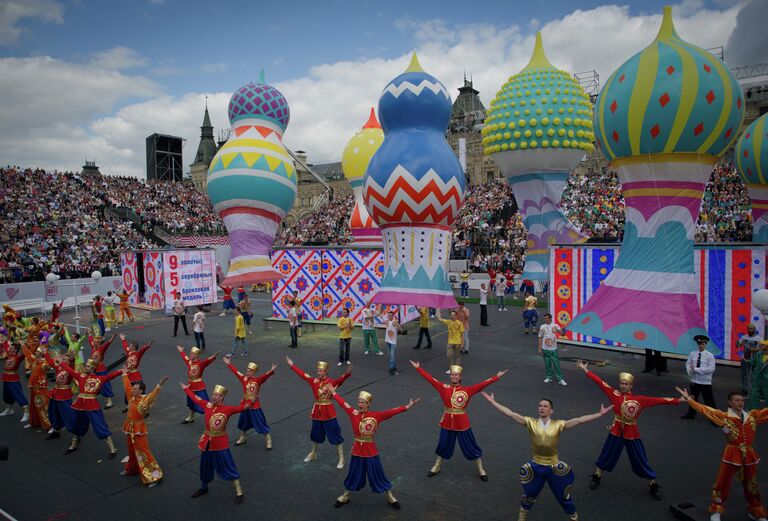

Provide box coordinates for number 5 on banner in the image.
[170,272,179,287]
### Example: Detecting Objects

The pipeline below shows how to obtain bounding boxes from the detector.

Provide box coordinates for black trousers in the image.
[415,327,432,348]
[684,382,716,417]
[643,349,667,373]
[480,305,488,325]
[339,338,351,363]
[174,314,189,335]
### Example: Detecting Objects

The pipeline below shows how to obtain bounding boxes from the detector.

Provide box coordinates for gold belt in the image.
[354,437,373,443]
[315,400,332,405]
[444,408,466,414]
[189,377,202,382]
[4,371,17,375]
[614,415,637,425]
[205,430,226,437]
[79,393,97,399]
[128,368,139,373]
[55,385,70,389]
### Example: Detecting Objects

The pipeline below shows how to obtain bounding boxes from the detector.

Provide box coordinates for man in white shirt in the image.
[738,323,761,395]
[361,302,383,356]
[193,306,206,351]
[538,313,566,385]
[479,283,489,327]
[172,291,189,337]
[287,301,298,348]
[495,275,507,311]
[680,334,716,420]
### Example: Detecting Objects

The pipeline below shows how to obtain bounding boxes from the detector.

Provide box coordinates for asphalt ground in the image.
[0,293,765,521]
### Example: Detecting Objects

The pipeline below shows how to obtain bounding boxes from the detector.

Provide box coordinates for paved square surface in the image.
[1,294,765,521]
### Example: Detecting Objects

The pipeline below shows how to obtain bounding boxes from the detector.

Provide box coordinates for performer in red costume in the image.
[89,334,116,409]
[178,345,218,424]
[22,344,50,431]
[676,387,768,521]
[330,385,418,510]
[576,360,684,500]
[43,349,75,439]
[286,355,351,469]
[410,360,507,480]
[120,334,152,385]
[0,343,29,422]
[59,357,122,457]
[223,355,276,449]
[219,285,236,316]
[50,300,64,324]
[182,382,251,504]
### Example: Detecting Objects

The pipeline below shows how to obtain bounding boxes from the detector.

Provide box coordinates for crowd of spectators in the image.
[0,166,156,283]
[0,160,756,284]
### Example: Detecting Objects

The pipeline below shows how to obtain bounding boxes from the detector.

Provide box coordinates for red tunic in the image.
[179,351,216,391]
[1,353,23,383]
[416,366,499,431]
[585,371,679,440]
[89,336,114,372]
[222,287,233,301]
[688,401,768,466]
[44,353,73,400]
[290,363,351,420]
[122,339,151,383]
[333,394,406,457]
[184,388,247,451]
[224,361,274,408]
[59,363,121,411]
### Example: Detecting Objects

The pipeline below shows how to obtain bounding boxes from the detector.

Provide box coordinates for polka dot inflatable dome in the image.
[483,32,594,156]
[594,6,744,163]
[227,71,290,132]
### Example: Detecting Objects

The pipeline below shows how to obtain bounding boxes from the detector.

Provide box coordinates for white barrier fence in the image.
[0,276,123,316]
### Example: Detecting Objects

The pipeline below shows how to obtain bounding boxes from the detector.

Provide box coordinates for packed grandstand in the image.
[0,160,752,283]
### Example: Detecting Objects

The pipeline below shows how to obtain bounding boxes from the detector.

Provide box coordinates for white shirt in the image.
[193,311,205,333]
[361,307,376,331]
[739,333,761,361]
[495,277,506,296]
[173,298,185,315]
[538,323,560,351]
[479,288,488,305]
[287,307,298,327]
[686,348,716,385]
[104,295,116,306]
[385,319,398,345]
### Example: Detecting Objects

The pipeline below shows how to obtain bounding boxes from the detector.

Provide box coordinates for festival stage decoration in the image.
[567,6,745,354]
[363,54,465,307]
[342,108,385,247]
[485,32,591,281]
[207,71,297,286]
[735,113,768,242]
[550,244,765,363]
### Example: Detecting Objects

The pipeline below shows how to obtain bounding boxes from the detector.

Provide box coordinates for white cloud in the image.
[0,3,750,179]
[0,0,63,44]
[201,62,227,73]
[90,46,148,70]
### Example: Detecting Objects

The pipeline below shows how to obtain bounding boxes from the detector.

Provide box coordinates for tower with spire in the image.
[190,98,219,193]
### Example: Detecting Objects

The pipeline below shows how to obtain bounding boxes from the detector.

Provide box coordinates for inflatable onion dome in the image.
[378,53,452,132]
[736,113,768,185]
[483,32,594,156]
[594,5,744,163]
[227,70,290,132]
[342,108,384,185]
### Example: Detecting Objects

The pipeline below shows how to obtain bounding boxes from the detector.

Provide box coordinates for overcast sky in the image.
[0,0,765,178]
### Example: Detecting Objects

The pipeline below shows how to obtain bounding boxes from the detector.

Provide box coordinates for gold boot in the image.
[517,508,528,521]
[334,490,351,508]
[106,436,117,459]
[233,479,244,504]
[304,443,318,463]
[427,456,443,477]
[235,431,247,446]
[264,433,273,450]
[385,490,401,510]
[181,411,195,424]
[336,444,345,470]
[475,458,489,481]
[66,435,80,454]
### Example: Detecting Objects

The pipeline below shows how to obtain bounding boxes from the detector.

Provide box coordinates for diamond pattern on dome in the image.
[706,90,715,105]
[694,123,704,136]
[618,73,625,83]
[659,93,670,107]
[666,65,675,75]
[650,124,660,138]
[227,83,290,130]
[612,130,619,143]
[610,100,618,114]
[703,63,711,73]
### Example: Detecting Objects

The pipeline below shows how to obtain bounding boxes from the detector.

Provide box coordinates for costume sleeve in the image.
[585,371,615,399]
[416,366,444,393]
[332,393,355,420]
[225,361,245,383]
[639,395,681,408]
[139,384,162,415]
[184,387,207,409]
[122,338,130,354]
[101,336,115,351]
[104,369,123,382]
[686,399,726,425]
[374,405,408,423]
[333,371,352,387]
[122,374,132,397]
[59,361,78,380]
[750,408,768,425]
[289,363,313,383]
[464,375,501,396]
[256,370,275,385]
